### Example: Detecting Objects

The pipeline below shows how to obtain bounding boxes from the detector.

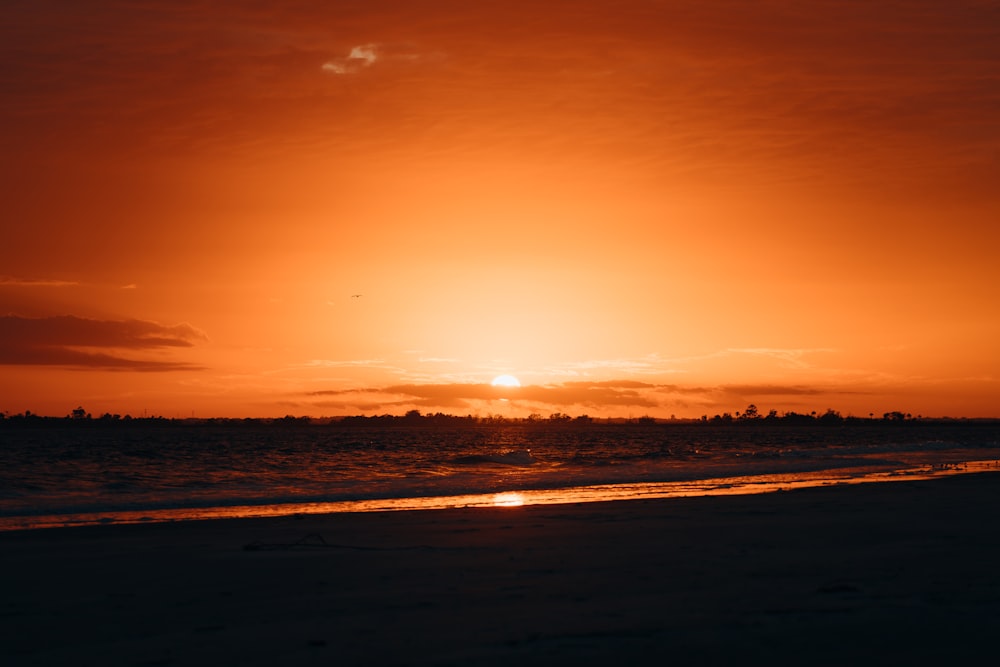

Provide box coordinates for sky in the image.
[2,0,999,419]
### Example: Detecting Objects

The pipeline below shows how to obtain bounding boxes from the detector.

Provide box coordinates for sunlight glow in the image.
[492,492,526,507]
[491,374,521,387]
[5,2,998,421]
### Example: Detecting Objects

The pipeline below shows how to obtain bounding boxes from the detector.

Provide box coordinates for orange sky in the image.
[2,0,998,419]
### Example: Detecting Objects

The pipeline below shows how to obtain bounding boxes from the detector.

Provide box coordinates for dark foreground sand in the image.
[3,474,999,666]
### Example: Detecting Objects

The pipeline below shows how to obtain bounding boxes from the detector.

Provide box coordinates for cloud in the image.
[0,347,203,372]
[304,377,881,416]
[322,43,379,75]
[0,276,79,287]
[309,380,665,410]
[520,382,662,408]
[0,315,207,348]
[724,347,835,369]
[551,357,668,375]
[716,384,859,397]
[0,315,207,371]
[349,45,377,65]
[304,358,397,370]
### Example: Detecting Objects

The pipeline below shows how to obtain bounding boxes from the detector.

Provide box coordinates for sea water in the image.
[1,419,997,530]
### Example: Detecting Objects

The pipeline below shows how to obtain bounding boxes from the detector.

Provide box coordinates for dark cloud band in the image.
[0,315,206,371]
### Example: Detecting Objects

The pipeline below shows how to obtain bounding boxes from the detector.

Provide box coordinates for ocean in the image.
[1,418,997,531]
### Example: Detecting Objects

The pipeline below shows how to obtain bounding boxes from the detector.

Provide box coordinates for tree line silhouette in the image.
[0,404,982,428]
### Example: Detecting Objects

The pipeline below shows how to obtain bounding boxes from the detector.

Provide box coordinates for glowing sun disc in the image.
[491,374,521,387]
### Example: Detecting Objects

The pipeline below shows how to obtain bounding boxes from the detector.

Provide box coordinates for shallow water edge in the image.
[5,457,998,532]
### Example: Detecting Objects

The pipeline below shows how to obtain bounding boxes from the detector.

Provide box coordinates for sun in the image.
[490,374,521,388]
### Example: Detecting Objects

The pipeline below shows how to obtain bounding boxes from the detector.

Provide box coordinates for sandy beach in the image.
[3,473,999,666]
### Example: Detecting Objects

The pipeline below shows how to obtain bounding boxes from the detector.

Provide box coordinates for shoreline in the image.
[3,472,999,665]
[4,455,998,533]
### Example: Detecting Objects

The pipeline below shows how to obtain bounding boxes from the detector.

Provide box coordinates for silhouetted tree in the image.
[818,408,843,422]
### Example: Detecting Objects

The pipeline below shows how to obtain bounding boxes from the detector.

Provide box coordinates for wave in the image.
[2,422,997,531]
[450,449,537,466]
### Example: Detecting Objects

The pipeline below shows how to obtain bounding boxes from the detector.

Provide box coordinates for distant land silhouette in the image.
[1,404,996,428]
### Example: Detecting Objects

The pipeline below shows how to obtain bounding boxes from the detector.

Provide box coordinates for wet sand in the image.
[2,473,999,666]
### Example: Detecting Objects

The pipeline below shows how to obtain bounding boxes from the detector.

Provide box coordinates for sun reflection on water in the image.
[492,492,525,507]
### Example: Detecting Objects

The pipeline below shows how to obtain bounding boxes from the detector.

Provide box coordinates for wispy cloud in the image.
[0,276,79,288]
[0,315,207,371]
[303,377,883,415]
[550,356,668,375]
[543,348,833,379]
[309,380,665,411]
[322,43,379,75]
[722,347,836,369]
[304,358,394,369]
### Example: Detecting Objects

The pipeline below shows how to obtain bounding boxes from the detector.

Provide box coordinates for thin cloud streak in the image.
[0,276,80,287]
[0,315,206,348]
[0,347,204,372]
[0,315,207,371]
[305,379,882,415]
